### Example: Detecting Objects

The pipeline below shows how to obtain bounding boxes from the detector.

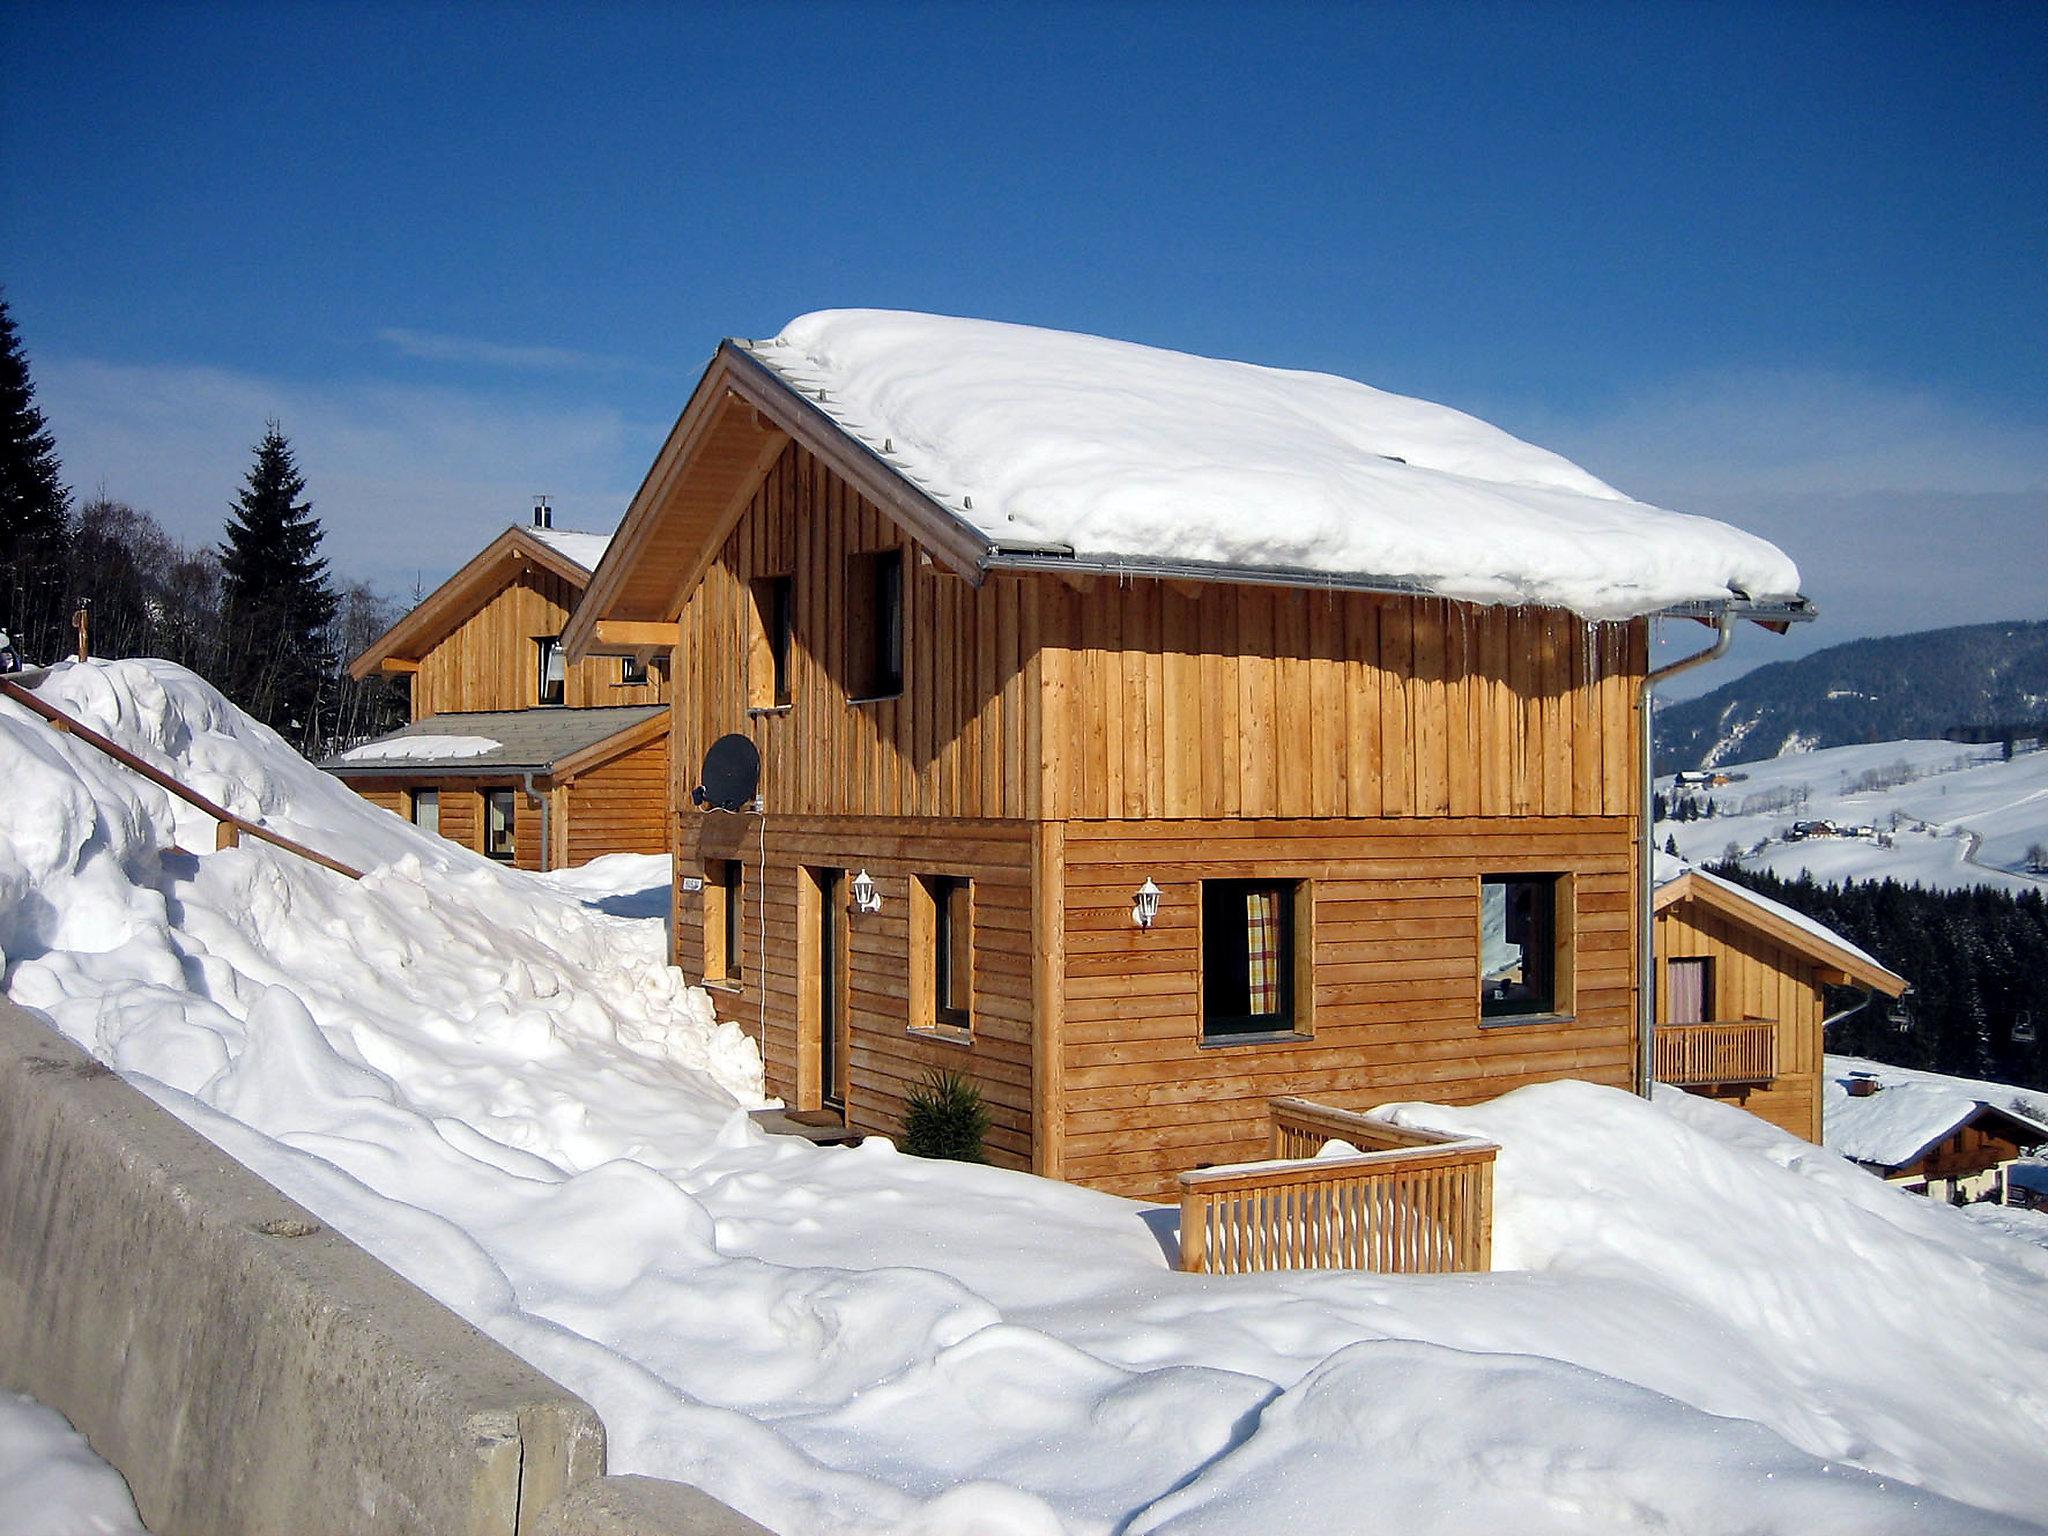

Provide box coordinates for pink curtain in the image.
[1667,959,1708,1024]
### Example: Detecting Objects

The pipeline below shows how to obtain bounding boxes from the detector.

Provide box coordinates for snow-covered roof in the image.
[323,705,664,777]
[526,526,613,574]
[1824,1074,2048,1170]
[1654,851,1898,982]
[736,310,1806,622]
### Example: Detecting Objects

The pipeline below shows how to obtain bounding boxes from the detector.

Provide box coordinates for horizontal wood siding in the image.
[335,776,480,859]
[677,813,1036,1169]
[1655,897,1825,1143]
[414,565,665,719]
[566,733,671,864]
[1037,582,1643,823]
[1058,816,1638,1200]
[672,441,1040,822]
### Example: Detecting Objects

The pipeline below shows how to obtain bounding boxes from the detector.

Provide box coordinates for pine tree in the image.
[219,421,336,744]
[0,293,73,659]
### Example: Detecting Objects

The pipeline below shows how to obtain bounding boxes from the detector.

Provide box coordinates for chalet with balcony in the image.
[1652,855,1907,1143]
[565,310,1812,1208]
[327,510,669,871]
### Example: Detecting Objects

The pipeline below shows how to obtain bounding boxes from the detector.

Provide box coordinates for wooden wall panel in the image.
[1035,584,1645,824]
[672,442,1040,822]
[1654,898,1827,1143]
[413,565,665,719]
[675,813,1036,1169]
[1057,816,1639,1200]
[565,734,671,865]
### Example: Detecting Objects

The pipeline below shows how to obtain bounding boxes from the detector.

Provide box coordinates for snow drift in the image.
[4,660,2044,1535]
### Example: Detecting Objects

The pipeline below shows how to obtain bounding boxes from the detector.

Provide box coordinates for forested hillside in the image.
[1655,621,2048,773]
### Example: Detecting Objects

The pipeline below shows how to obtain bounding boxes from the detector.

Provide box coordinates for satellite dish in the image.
[694,733,761,812]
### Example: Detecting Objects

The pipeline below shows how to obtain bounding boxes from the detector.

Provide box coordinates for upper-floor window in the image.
[1480,873,1572,1020]
[619,653,649,686]
[535,636,566,706]
[846,548,903,701]
[749,575,794,709]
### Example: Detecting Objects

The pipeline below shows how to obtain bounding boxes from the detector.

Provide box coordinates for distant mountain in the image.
[1653,620,2048,774]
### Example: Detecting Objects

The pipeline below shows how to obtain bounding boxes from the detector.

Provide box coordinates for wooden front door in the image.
[802,867,849,1113]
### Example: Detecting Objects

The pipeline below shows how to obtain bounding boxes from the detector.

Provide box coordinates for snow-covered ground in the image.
[0,1391,149,1536]
[1658,738,2048,892]
[6,661,2048,1534]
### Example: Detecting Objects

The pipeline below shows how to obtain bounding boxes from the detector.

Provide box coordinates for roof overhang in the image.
[1655,869,1907,996]
[564,337,1816,662]
[350,526,596,680]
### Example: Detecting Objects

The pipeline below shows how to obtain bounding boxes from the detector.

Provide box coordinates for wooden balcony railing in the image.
[1653,1019,1777,1087]
[1178,1098,1496,1276]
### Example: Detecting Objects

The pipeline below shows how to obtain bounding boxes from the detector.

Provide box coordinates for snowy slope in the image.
[5,662,2048,1535]
[1658,739,2048,893]
[745,311,1803,621]
[0,1391,148,1536]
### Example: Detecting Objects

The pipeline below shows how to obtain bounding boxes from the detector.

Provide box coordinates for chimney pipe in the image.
[533,496,552,529]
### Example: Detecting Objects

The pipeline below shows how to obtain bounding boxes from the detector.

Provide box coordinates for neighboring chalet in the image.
[564,311,1811,1201]
[328,510,670,871]
[1825,1067,2048,1203]
[1652,855,1907,1143]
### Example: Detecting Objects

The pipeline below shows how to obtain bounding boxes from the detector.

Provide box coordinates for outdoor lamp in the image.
[1132,878,1162,929]
[850,868,882,914]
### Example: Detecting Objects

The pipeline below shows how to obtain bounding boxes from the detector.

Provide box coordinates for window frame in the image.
[408,787,440,836]
[1663,954,1715,1025]
[1477,872,1576,1024]
[911,872,973,1042]
[702,858,744,989]
[748,574,795,710]
[845,547,904,703]
[1199,878,1312,1044]
[535,635,566,706]
[482,787,517,862]
[619,653,649,687]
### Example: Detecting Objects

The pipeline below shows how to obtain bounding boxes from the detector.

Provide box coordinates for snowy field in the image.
[5,662,2048,1534]
[0,1391,148,1536]
[1658,738,2048,893]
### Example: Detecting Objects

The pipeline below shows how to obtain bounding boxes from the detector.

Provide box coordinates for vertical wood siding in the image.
[1654,898,1826,1143]
[413,567,665,719]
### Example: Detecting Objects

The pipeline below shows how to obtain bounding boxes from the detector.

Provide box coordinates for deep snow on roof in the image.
[1823,1075,2048,1170]
[527,526,613,574]
[740,310,1805,621]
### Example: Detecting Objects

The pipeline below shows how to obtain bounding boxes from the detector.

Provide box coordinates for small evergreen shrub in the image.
[902,1067,990,1162]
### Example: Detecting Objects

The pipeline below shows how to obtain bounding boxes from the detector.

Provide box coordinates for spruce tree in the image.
[0,293,73,659]
[219,421,336,744]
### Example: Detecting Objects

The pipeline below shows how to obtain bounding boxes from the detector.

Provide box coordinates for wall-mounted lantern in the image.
[1131,878,1162,930]
[850,868,882,914]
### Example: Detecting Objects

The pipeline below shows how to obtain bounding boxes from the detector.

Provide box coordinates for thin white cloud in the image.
[376,326,630,373]
[36,356,662,597]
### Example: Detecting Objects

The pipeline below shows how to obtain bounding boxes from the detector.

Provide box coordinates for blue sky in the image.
[4,0,2043,687]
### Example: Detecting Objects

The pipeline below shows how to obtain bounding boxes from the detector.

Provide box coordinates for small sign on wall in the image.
[680,875,704,892]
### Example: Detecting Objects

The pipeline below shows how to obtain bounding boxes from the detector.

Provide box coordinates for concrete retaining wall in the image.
[0,998,771,1536]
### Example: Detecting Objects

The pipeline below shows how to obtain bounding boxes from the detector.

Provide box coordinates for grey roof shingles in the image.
[321,706,664,778]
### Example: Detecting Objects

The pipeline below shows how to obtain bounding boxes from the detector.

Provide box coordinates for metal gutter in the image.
[1635,612,1738,1099]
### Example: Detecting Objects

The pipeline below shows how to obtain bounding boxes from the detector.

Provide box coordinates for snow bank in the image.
[746,310,1804,621]
[0,1391,148,1536]
[6,661,2046,1535]
[337,733,501,762]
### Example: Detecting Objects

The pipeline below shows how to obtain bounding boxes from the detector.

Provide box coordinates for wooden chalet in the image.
[564,312,1812,1205]
[329,512,670,871]
[1652,858,1907,1143]
[1826,1071,2048,1203]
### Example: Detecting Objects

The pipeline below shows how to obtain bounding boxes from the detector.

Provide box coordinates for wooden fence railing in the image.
[0,673,364,881]
[1178,1097,1496,1276]
[1653,1019,1777,1087]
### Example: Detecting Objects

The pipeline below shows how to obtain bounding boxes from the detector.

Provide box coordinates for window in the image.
[1664,957,1714,1025]
[535,636,566,705]
[748,575,794,709]
[1479,874,1573,1020]
[408,788,440,836]
[703,859,742,984]
[846,548,903,700]
[1201,880,1305,1040]
[913,874,973,1036]
[483,789,516,861]
[619,653,649,686]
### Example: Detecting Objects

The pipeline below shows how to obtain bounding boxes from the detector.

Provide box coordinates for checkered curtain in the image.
[1244,890,1281,1013]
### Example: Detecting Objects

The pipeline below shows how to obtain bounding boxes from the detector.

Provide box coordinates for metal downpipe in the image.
[1637,612,1737,1097]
